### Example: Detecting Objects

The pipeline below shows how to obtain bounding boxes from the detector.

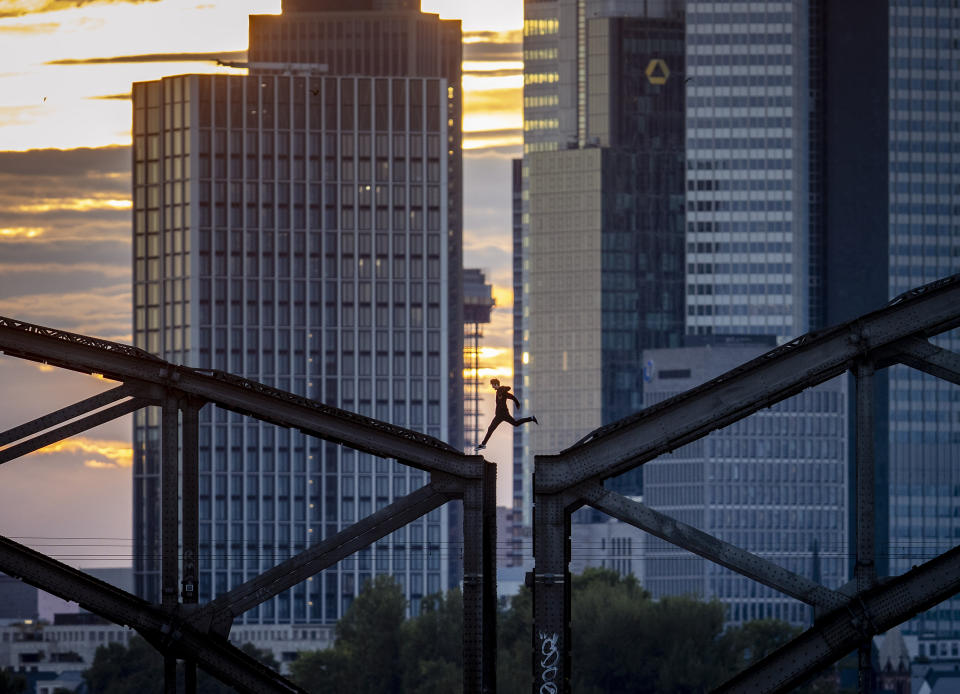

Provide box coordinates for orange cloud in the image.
[0,227,44,238]
[0,0,162,19]
[8,196,131,212]
[28,436,133,468]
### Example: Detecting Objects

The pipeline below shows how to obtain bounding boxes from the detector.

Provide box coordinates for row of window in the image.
[688,52,793,67]
[689,199,793,212]
[523,18,558,36]
[688,241,794,253]
[688,116,793,129]
[688,74,793,88]
[688,95,795,108]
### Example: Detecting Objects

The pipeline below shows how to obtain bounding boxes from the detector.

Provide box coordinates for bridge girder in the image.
[0,316,497,693]
[530,272,960,694]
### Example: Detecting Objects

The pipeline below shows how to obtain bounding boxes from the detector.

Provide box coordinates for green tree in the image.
[83,635,280,693]
[399,589,463,693]
[496,585,532,694]
[724,618,802,669]
[84,637,163,694]
[0,669,27,694]
[290,574,407,694]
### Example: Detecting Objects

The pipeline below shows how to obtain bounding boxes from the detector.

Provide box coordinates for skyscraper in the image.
[673,0,959,643]
[642,339,849,628]
[131,0,463,628]
[516,0,687,519]
[823,0,960,653]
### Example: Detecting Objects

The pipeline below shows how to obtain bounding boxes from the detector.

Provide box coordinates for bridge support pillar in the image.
[531,490,570,694]
[855,361,877,693]
[463,462,498,693]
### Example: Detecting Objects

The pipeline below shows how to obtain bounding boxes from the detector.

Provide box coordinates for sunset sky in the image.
[0,0,522,566]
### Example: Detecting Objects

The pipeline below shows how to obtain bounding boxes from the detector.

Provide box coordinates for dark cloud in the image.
[466,127,522,140]
[88,92,132,101]
[465,43,521,62]
[463,67,521,77]
[0,146,131,244]
[0,145,128,176]
[0,0,162,19]
[47,50,247,65]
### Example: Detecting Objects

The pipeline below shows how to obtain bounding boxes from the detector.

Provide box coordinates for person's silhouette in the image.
[475,378,538,451]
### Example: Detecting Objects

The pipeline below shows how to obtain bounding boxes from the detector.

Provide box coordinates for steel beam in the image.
[0,535,304,694]
[714,543,960,694]
[0,315,482,478]
[896,336,960,386]
[161,396,179,613]
[579,484,847,612]
[531,492,573,694]
[536,273,960,492]
[191,480,456,636]
[462,463,498,693]
[854,362,876,691]
[181,400,200,694]
[0,384,134,446]
[181,400,200,606]
[0,398,149,465]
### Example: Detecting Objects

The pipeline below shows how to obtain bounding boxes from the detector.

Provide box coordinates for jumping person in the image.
[475,378,538,451]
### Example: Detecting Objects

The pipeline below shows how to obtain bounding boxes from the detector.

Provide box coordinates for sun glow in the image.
[0,227,44,238]
[8,197,131,212]
[27,436,133,469]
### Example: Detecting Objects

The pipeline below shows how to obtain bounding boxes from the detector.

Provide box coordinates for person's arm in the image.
[507,392,520,408]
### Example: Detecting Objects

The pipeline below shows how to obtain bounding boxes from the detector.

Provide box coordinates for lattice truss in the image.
[530,272,960,694]
[0,316,497,693]
[1,272,959,694]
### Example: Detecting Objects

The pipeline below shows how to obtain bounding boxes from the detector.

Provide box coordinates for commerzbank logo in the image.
[645,59,670,85]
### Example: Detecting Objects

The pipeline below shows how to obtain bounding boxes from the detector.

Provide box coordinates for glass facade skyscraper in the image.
[685,1,815,339]
[131,1,463,628]
[642,341,849,628]
[517,0,686,519]
[870,0,960,650]
[680,0,959,645]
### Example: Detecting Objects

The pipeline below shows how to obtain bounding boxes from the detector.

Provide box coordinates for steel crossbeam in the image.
[530,272,960,694]
[0,314,497,693]
[0,383,136,446]
[0,317,482,478]
[896,336,960,386]
[0,535,304,694]
[578,484,848,612]
[536,273,960,493]
[0,397,151,465]
[714,544,960,693]
[191,480,457,636]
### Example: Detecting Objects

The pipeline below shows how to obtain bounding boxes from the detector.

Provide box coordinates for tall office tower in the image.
[685,1,817,340]
[131,0,463,627]
[517,0,687,513]
[642,339,849,628]
[679,0,959,642]
[508,158,528,567]
[824,1,960,654]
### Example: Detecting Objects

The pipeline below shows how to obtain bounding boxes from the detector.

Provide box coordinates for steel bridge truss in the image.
[531,272,960,694]
[0,317,497,694]
[2,272,959,694]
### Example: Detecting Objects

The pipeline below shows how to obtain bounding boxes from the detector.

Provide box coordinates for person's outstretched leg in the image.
[477,415,505,449]
[513,416,538,426]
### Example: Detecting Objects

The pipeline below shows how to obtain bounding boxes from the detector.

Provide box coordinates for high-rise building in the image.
[131,0,463,627]
[642,339,849,628]
[822,0,960,653]
[680,0,959,642]
[516,0,687,521]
